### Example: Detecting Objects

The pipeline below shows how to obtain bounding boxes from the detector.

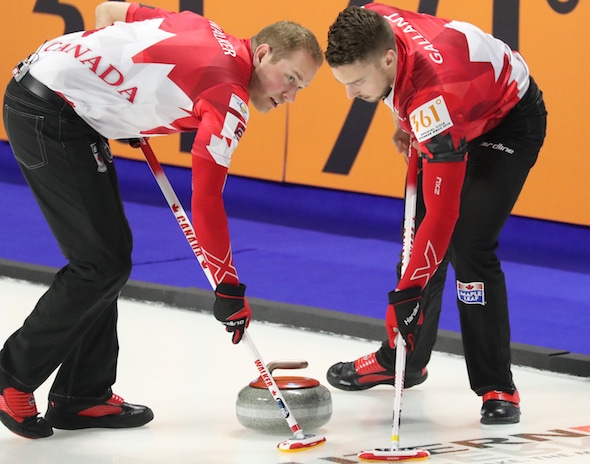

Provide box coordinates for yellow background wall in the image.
[2,1,588,226]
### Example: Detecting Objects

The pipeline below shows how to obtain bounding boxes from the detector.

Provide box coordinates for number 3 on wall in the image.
[33,0,85,34]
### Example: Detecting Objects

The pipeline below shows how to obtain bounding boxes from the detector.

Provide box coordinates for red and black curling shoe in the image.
[480,389,521,424]
[327,352,428,391]
[45,393,154,430]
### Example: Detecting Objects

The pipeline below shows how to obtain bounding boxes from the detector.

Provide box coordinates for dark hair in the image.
[325,6,396,66]
[252,21,324,67]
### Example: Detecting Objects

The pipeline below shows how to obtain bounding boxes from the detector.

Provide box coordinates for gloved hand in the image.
[213,283,251,344]
[385,286,423,350]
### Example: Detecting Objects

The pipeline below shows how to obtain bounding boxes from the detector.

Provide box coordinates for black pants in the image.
[377,77,547,396]
[1,76,133,407]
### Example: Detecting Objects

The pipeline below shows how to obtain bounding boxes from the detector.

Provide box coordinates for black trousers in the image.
[1,76,133,407]
[377,77,547,396]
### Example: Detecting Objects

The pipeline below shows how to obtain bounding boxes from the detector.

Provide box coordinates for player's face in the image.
[330,50,397,103]
[249,46,319,113]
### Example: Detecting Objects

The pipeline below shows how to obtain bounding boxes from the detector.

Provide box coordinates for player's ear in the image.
[252,43,271,67]
[383,48,396,67]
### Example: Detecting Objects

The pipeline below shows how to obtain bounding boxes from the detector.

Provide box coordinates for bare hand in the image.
[392,127,411,162]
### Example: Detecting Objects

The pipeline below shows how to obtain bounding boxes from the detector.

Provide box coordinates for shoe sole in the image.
[45,409,154,430]
[481,417,521,425]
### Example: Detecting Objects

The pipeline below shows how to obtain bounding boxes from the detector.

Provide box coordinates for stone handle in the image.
[267,360,308,374]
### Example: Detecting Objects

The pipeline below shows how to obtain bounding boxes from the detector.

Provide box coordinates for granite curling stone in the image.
[236,360,332,433]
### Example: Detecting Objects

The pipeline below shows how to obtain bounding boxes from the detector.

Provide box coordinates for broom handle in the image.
[392,140,419,450]
[138,138,306,439]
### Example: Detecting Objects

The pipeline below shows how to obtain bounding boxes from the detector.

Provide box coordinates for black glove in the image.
[213,283,251,344]
[114,138,142,148]
[385,286,423,350]
[127,138,142,148]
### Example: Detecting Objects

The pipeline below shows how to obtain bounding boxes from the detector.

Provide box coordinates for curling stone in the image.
[236,360,332,433]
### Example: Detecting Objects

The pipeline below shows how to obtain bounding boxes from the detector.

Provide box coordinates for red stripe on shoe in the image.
[357,374,395,385]
[354,353,389,375]
[77,395,125,417]
[78,405,123,417]
[0,388,38,423]
[482,389,520,404]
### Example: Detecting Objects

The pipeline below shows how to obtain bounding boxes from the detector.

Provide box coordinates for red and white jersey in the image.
[367,2,529,160]
[26,3,255,286]
[29,3,251,168]
[365,3,531,291]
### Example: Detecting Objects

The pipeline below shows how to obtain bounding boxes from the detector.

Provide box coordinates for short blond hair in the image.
[252,21,323,66]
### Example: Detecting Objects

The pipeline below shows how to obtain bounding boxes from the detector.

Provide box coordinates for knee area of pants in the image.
[106,258,132,283]
[71,258,131,285]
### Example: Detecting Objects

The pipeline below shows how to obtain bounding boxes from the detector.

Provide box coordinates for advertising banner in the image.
[2,1,587,225]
